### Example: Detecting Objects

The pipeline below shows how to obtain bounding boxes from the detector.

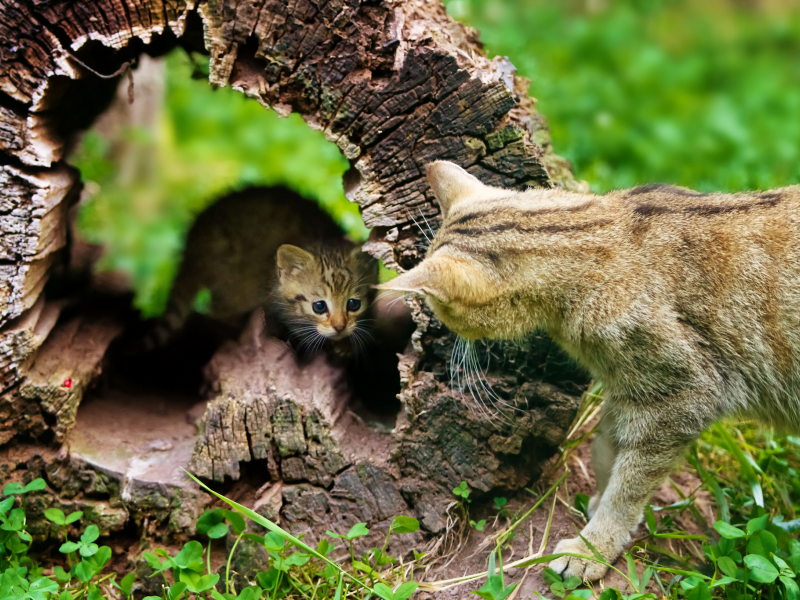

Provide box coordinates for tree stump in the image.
[0,0,590,557]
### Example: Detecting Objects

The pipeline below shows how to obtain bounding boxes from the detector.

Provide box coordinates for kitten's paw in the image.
[549,537,609,582]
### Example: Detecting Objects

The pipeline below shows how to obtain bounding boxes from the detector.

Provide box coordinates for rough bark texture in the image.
[0,0,589,554]
[19,311,126,443]
[189,336,354,485]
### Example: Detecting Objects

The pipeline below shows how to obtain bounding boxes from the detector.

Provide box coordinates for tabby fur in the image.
[143,186,376,354]
[378,161,800,581]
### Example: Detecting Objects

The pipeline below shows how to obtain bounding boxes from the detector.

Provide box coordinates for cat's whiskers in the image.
[288,324,320,338]
[460,339,498,422]
[408,211,431,246]
[353,324,378,343]
[350,328,369,357]
[296,334,322,352]
[451,337,494,423]
[377,290,413,311]
[308,332,327,355]
[291,323,325,353]
[419,208,437,241]
[448,336,516,425]
[449,336,465,388]
[465,341,518,423]
[352,271,377,287]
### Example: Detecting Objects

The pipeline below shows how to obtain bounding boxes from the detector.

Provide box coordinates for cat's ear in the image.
[375,256,491,305]
[277,245,314,277]
[426,161,486,219]
[375,265,438,299]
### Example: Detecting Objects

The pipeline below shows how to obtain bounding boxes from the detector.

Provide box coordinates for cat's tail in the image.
[124,285,196,355]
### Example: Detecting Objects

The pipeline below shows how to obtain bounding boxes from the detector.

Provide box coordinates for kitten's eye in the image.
[346,298,361,312]
[312,300,328,314]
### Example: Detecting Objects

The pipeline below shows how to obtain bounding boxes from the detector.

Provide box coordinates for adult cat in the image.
[378,161,800,581]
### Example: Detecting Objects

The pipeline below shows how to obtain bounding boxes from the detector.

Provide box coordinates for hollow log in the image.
[0,0,590,571]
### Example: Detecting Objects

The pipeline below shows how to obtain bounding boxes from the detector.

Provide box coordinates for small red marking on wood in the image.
[63,378,72,388]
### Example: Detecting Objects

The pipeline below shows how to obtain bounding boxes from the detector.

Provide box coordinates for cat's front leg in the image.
[588,408,617,518]
[550,397,715,581]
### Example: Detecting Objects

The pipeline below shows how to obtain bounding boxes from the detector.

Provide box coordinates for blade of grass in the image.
[495,471,568,549]
[713,423,764,507]
[687,447,730,524]
[631,542,691,567]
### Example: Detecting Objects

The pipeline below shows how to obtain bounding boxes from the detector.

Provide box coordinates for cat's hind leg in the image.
[550,393,718,581]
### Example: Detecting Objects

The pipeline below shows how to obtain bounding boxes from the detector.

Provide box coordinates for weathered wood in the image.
[0,0,590,567]
[0,164,77,323]
[0,298,61,436]
[19,312,126,443]
[190,334,411,542]
[0,105,63,167]
[189,336,352,484]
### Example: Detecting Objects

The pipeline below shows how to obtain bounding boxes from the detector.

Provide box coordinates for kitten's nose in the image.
[332,317,346,333]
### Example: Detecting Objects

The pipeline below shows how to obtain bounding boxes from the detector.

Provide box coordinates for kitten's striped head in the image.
[277,242,377,346]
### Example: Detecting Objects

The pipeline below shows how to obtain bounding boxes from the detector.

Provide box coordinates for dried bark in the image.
[0,0,589,547]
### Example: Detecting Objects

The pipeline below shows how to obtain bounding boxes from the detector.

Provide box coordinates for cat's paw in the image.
[549,537,609,582]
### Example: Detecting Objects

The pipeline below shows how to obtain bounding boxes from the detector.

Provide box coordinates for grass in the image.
[2,389,798,599]
[445,0,800,194]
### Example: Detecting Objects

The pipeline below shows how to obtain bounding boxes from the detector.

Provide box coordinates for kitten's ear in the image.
[277,245,314,277]
[426,161,486,219]
[351,246,379,282]
[375,256,491,305]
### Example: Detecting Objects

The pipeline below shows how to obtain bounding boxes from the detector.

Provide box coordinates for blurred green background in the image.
[446,0,800,193]
[72,52,366,317]
[71,0,800,317]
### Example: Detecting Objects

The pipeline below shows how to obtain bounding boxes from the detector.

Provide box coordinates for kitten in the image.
[379,161,800,581]
[139,186,377,354]
[275,240,378,356]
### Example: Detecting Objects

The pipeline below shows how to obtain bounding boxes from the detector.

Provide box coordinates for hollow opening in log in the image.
[62,47,414,469]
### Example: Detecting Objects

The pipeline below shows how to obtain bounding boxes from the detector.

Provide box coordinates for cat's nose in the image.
[331,316,346,333]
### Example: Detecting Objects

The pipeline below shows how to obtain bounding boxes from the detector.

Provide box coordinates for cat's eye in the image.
[312,300,328,314]
[346,298,361,312]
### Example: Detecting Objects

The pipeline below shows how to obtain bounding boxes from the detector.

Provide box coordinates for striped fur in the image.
[276,240,377,355]
[379,161,800,581]
[138,186,376,354]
